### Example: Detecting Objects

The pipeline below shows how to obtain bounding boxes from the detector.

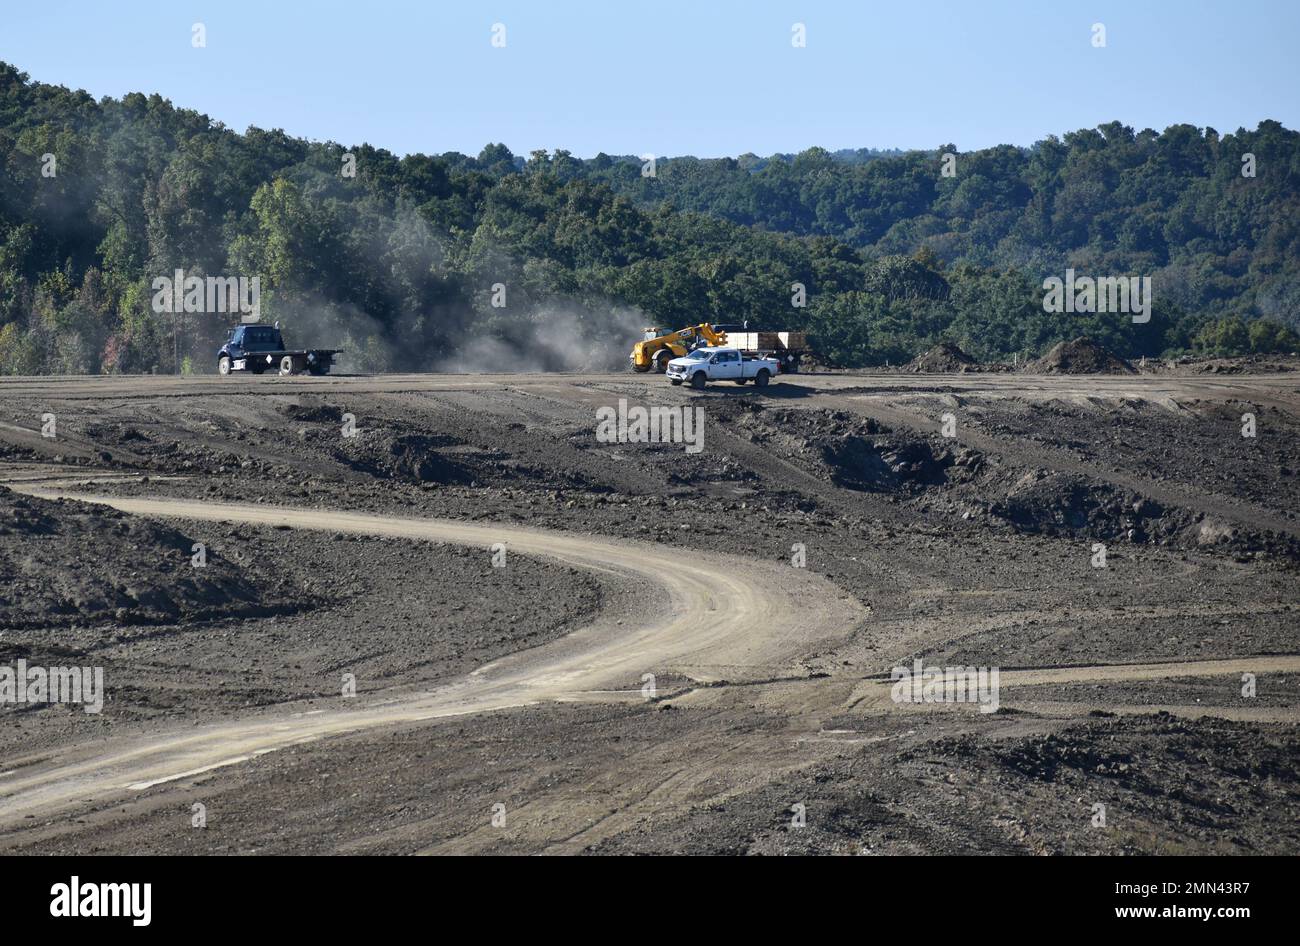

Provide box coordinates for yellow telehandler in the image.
[629,323,727,373]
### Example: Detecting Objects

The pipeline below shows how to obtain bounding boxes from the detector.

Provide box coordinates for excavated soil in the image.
[0,365,1296,854]
[1,487,282,629]
[1027,336,1135,374]
[908,342,978,373]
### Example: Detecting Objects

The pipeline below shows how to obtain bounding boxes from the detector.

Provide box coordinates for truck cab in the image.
[231,324,284,352]
[220,325,284,372]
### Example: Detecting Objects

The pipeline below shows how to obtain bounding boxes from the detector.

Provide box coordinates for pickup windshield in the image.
[684,349,714,360]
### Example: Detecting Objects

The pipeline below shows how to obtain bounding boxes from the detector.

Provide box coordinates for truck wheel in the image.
[690,372,707,390]
[279,356,296,376]
[218,355,231,376]
[754,369,770,388]
[652,350,674,373]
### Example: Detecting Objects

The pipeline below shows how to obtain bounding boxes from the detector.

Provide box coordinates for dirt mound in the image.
[274,403,479,484]
[739,405,984,493]
[337,431,474,485]
[822,434,955,490]
[1028,337,1134,374]
[991,471,1167,541]
[732,402,1299,562]
[908,342,977,373]
[280,402,346,424]
[985,469,1300,561]
[0,487,283,629]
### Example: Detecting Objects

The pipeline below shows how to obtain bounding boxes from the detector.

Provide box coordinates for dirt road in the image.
[0,369,1296,403]
[0,487,865,827]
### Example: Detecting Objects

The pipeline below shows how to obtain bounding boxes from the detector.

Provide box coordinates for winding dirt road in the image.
[5,483,1294,840]
[0,486,866,828]
[1,474,1296,850]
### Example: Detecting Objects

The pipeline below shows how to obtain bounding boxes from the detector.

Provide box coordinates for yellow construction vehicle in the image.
[630,323,727,373]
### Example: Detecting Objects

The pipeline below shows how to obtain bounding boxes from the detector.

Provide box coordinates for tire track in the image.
[847,655,1300,714]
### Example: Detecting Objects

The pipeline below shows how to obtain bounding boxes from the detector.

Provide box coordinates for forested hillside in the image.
[1,61,1296,374]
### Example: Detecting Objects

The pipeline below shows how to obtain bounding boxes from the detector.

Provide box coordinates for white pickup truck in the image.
[666,346,780,389]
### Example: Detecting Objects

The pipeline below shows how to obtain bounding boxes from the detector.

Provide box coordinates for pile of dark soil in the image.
[279,402,346,424]
[1028,337,1134,374]
[0,487,288,629]
[717,402,1300,562]
[335,431,474,485]
[822,433,957,490]
[747,406,968,493]
[991,471,1170,542]
[908,342,977,373]
[987,469,1299,560]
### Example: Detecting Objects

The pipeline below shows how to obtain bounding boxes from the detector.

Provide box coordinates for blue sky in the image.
[3,0,1296,158]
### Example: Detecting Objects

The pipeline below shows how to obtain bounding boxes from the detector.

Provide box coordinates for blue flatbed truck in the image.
[217,324,342,376]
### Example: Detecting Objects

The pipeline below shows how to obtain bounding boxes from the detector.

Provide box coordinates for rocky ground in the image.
[0,363,1296,854]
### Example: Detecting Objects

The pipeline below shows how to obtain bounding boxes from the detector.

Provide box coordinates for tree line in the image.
[1,61,1296,374]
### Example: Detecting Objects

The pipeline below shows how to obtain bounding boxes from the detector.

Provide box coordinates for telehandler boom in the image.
[630,323,727,373]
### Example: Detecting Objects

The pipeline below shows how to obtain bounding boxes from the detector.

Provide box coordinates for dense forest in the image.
[1,61,1297,374]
